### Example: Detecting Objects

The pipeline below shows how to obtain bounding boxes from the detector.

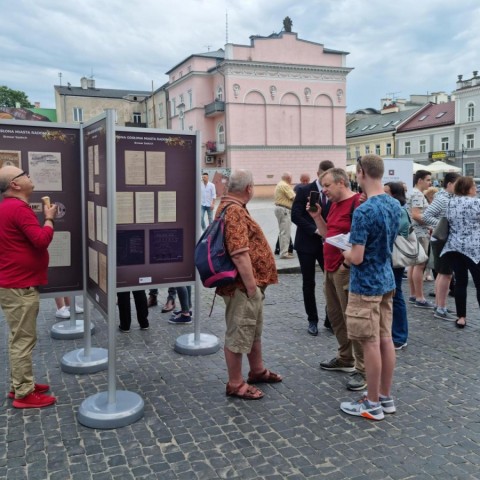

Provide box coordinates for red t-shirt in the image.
[0,197,54,288]
[324,194,360,272]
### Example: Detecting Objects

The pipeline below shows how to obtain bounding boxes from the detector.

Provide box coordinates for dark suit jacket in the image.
[292,181,331,254]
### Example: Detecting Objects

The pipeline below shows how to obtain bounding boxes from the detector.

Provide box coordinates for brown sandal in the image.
[247,368,283,384]
[226,381,264,400]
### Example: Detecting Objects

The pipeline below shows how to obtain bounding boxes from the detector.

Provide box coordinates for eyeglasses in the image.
[11,171,27,182]
[0,171,27,193]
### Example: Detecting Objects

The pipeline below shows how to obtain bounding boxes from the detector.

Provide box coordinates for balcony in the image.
[204,100,225,117]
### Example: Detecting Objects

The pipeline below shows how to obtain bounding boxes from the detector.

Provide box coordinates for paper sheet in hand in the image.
[325,233,351,250]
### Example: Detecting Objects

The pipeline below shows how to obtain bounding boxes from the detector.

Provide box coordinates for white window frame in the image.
[404,141,411,155]
[365,145,370,154]
[73,107,83,122]
[419,139,426,153]
[441,137,449,151]
[216,86,223,101]
[158,103,164,119]
[375,144,381,155]
[354,146,360,158]
[466,133,475,149]
[133,112,142,124]
[468,102,475,122]
[217,123,225,150]
[386,143,392,155]
[465,162,475,176]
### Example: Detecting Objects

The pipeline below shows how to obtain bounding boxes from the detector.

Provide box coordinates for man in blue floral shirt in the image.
[340,154,401,421]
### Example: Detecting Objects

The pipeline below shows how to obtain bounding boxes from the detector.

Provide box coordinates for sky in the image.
[2,0,480,112]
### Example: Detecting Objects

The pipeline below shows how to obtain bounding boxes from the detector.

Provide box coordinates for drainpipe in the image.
[217,65,227,168]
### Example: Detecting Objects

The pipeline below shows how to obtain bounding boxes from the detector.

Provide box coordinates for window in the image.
[346,150,352,160]
[188,90,192,109]
[365,145,370,154]
[466,133,475,149]
[375,144,381,155]
[158,103,164,119]
[419,115,428,121]
[386,143,392,155]
[217,123,225,149]
[368,124,378,130]
[468,103,475,122]
[465,163,475,176]
[216,87,223,101]
[436,112,446,118]
[392,120,400,126]
[361,125,369,131]
[383,121,392,128]
[133,112,141,124]
[172,98,176,116]
[73,107,83,122]
[419,139,426,153]
[179,94,184,105]
[404,141,411,155]
[441,137,449,150]
[355,146,360,158]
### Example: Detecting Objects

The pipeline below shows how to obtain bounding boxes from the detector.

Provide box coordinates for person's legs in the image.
[0,287,39,398]
[175,287,191,314]
[148,289,158,307]
[392,267,408,345]
[297,251,319,324]
[206,206,213,226]
[132,290,149,329]
[324,270,354,364]
[161,287,176,312]
[435,274,452,309]
[363,340,382,403]
[117,292,132,331]
[275,206,290,257]
[378,291,395,398]
[467,258,480,310]
[449,252,468,320]
[411,263,426,300]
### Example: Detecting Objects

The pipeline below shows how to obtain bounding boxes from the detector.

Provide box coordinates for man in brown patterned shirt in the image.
[217,169,282,400]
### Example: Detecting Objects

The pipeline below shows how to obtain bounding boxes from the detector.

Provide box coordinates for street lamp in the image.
[461,144,466,175]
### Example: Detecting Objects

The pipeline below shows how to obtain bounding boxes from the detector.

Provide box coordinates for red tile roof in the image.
[397,101,455,132]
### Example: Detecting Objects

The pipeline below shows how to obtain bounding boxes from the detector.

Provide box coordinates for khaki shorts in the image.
[222,287,265,354]
[345,291,394,342]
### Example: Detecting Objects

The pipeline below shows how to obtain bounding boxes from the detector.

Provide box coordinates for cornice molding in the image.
[228,145,346,151]
[219,61,351,82]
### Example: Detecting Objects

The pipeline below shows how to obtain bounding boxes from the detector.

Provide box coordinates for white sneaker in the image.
[55,306,70,319]
[67,305,84,314]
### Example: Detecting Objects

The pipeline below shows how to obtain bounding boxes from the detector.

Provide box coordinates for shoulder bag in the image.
[432,199,450,242]
[392,227,428,267]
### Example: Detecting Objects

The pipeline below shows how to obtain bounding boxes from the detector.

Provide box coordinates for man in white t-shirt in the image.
[407,169,435,309]
[201,173,216,230]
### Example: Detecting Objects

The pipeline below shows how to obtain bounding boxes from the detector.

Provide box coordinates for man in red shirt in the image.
[0,165,58,408]
[308,168,366,391]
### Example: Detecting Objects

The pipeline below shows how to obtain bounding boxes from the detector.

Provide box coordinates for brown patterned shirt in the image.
[216,196,278,297]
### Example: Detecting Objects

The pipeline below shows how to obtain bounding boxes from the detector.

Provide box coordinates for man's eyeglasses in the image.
[0,171,27,193]
[11,171,27,182]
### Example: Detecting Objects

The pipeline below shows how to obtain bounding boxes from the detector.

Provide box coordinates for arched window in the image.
[216,86,223,101]
[217,123,225,150]
[468,102,475,122]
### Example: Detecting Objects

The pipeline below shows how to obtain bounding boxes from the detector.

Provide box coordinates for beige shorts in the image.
[222,287,265,354]
[345,291,394,342]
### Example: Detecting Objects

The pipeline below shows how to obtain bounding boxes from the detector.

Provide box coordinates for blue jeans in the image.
[201,205,213,230]
[176,286,192,313]
[392,267,408,345]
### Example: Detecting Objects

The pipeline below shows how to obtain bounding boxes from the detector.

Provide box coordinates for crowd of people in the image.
[1,157,480,422]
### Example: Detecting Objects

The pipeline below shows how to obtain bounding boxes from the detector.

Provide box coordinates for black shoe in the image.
[428,292,436,298]
[324,318,333,331]
[308,322,318,336]
[274,249,280,255]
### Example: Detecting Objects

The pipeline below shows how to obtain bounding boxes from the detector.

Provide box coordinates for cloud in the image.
[2,0,480,110]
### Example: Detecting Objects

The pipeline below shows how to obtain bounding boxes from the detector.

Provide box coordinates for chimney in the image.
[80,77,88,89]
[34,102,40,108]
[87,78,95,89]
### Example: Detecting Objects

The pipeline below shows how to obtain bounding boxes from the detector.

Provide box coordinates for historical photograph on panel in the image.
[0,150,21,168]
[117,230,145,266]
[28,151,62,191]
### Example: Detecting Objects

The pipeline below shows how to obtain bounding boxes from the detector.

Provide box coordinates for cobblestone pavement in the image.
[1,198,480,479]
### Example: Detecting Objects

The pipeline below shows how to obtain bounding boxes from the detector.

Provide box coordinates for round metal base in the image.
[77,390,144,429]
[174,333,220,356]
[50,320,95,340]
[61,348,108,374]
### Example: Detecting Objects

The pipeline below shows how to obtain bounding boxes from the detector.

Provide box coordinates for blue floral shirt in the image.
[349,194,401,295]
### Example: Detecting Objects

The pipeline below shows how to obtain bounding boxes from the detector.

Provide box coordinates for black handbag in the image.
[432,199,450,242]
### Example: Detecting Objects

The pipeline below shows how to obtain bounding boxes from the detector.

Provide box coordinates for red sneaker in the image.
[12,391,56,409]
[8,383,50,400]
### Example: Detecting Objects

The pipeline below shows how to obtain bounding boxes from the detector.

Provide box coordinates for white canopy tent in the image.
[427,160,461,173]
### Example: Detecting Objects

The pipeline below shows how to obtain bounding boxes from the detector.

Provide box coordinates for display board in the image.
[0,120,83,293]
[383,158,414,194]
[115,129,197,289]
[83,116,109,314]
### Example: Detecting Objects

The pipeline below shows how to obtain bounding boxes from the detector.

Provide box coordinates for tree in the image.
[0,86,33,108]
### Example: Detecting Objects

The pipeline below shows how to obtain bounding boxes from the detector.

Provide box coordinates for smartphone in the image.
[308,191,320,212]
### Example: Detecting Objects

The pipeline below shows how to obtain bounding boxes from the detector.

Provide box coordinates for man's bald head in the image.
[0,166,33,198]
[0,166,22,193]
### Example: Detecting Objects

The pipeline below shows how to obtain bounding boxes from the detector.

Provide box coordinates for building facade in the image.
[166,31,352,185]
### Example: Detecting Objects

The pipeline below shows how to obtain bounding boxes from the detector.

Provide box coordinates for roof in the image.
[55,85,150,100]
[396,101,455,133]
[346,106,423,138]
[165,49,225,75]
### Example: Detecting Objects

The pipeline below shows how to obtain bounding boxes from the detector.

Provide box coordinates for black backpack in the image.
[195,205,238,288]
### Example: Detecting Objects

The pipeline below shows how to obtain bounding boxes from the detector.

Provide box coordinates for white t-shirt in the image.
[407,187,430,238]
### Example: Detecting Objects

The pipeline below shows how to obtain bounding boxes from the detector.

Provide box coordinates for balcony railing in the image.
[204,101,225,117]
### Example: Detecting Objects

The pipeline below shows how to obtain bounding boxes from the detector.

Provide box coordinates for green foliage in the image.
[0,86,33,108]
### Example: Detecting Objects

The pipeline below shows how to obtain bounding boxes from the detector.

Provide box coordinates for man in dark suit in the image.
[292,160,334,336]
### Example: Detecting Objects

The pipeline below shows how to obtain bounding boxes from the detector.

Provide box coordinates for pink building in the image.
[166,31,352,187]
